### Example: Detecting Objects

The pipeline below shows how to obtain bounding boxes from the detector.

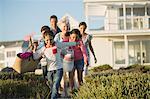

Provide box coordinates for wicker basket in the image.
[12,53,39,73]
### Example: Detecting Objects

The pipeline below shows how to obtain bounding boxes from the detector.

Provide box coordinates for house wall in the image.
[90,37,113,67]
[4,47,22,67]
[0,47,5,70]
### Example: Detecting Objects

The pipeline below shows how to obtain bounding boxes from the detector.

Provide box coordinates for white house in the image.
[0,40,23,69]
[83,0,150,69]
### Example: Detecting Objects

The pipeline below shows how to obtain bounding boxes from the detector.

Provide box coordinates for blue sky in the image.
[0,0,84,41]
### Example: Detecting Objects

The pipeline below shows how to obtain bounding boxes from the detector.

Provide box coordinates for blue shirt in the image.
[50,26,61,36]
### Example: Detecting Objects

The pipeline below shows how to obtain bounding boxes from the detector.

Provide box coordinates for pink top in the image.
[71,40,88,62]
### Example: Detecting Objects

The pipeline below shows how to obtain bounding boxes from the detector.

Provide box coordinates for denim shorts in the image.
[74,59,84,70]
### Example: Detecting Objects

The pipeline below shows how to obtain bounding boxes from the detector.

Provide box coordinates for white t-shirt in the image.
[33,42,76,71]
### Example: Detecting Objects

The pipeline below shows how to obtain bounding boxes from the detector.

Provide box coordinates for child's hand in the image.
[84,60,89,67]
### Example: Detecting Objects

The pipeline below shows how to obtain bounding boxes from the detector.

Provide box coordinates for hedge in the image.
[0,72,49,99]
[73,65,150,99]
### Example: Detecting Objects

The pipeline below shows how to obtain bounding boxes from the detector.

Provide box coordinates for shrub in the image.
[119,65,150,73]
[73,72,150,99]
[0,72,49,99]
[90,64,112,72]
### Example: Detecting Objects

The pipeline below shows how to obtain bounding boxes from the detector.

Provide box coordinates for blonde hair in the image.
[60,18,70,31]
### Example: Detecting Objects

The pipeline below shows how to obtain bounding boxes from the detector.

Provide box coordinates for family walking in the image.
[30,15,97,99]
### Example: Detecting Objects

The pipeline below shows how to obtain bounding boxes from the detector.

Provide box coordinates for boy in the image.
[33,31,78,98]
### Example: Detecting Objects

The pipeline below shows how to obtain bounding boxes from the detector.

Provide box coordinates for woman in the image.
[79,22,97,76]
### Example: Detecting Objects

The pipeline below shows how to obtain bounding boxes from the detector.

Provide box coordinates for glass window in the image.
[142,40,150,63]
[119,8,123,16]
[119,19,124,30]
[89,16,104,30]
[133,18,139,29]
[139,18,143,29]
[133,18,144,29]
[12,51,16,57]
[126,8,131,16]
[128,41,140,65]
[7,51,16,58]
[7,52,11,57]
[126,18,132,30]
[147,7,150,16]
[149,18,150,29]
[114,42,125,64]
[133,7,145,16]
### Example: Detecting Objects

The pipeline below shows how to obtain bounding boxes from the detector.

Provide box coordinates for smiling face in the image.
[44,35,54,47]
[79,25,86,34]
[60,23,68,33]
[70,33,77,42]
[50,18,57,28]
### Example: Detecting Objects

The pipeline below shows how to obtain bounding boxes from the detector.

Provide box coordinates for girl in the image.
[69,29,88,93]
[33,31,78,99]
[79,22,97,76]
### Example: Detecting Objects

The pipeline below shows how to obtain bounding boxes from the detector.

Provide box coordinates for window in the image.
[147,7,150,16]
[0,53,4,60]
[126,8,131,16]
[119,8,123,16]
[133,18,144,29]
[114,42,125,64]
[142,40,150,63]
[149,18,150,29]
[128,41,140,65]
[118,8,132,30]
[126,18,132,30]
[133,18,138,29]
[89,16,104,30]
[139,18,143,29]
[133,7,145,16]
[7,51,16,58]
[119,19,124,30]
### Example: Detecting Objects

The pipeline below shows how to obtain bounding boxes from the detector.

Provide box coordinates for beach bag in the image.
[63,48,74,72]
[12,52,39,73]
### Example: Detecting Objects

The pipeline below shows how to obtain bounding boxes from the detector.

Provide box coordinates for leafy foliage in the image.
[73,65,150,98]
[0,72,49,99]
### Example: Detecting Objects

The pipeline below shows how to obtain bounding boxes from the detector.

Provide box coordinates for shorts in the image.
[74,59,84,70]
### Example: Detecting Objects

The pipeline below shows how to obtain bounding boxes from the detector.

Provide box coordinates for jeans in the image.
[42,66,47,79]
[47,68,63,99]
[74,59,84,70]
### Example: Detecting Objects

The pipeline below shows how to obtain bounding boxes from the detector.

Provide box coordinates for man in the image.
[50,15,61,36]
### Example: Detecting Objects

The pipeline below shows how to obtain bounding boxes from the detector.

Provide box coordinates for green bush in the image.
[73,65,150,98]
[119,65,150,73]
[0,72,49,99]
[90,64,112,72]
[73,72,150,99]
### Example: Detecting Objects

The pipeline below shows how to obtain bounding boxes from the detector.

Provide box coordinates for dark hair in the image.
[50,15,58,22]
[65,32,70,37]
[79,22,87,29]
[43,31,54,39]
[70,29,82,39]
[41,25,50,32]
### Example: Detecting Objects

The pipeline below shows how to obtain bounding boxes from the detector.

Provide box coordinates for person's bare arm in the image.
[89,41,97,63]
